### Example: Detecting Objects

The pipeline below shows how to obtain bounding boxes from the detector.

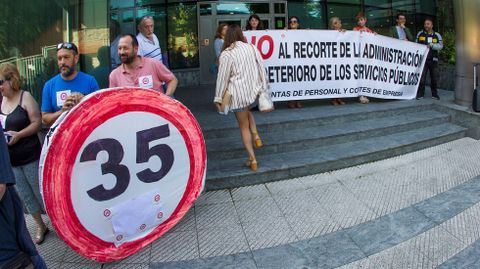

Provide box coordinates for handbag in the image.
[258,89,274,112]
[249,44,274,113]
[218,90,232,115]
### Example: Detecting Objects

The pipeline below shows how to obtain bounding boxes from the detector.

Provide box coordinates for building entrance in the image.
[198,1,288,84]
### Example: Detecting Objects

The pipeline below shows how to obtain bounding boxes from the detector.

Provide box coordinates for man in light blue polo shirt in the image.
[136,16,163,63]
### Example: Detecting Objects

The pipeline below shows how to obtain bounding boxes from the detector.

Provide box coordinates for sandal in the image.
[331,99,340,106]
[245,157,258,171]
[252,132,263,148]
[35,227,50,245]
[337,98,346,105]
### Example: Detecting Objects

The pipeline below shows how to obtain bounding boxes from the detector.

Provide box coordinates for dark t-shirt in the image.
[0,122,43,268]
[0,122,19,264]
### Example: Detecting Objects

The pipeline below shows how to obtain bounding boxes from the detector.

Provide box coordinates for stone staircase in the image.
[202,100,466,190]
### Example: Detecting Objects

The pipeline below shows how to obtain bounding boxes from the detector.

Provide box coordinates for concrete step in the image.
[205,123,467,190]
[202,100,433,139]
[206,110,451,162]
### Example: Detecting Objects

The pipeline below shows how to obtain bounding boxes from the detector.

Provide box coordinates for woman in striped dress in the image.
[214,25,267,171]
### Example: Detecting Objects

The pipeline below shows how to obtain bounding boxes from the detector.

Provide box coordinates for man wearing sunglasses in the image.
[41,42,99,126]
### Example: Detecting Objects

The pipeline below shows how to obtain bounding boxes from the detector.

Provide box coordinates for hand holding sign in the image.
[40,88,206,262]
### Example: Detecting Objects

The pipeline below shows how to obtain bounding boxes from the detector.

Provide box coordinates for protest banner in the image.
[243,30,429,101]
[39,88,206,262]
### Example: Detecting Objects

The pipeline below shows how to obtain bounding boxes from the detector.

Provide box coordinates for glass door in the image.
[198,1,287,85]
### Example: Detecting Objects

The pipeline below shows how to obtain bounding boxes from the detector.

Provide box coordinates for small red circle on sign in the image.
[139,224,146,230]
[103,209,111,217]
[157,212,163,219]
[142,77,149,84]
[116,235,123,241]
[154,194,161,202]
[60,93,68,100]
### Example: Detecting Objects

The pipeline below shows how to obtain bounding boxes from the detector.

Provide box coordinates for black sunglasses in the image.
[56,42,78,53]
[289,20,298,24]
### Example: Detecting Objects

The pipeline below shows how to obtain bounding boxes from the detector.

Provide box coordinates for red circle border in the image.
[42,88,206,262]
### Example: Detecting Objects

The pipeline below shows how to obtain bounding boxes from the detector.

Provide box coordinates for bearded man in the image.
[109,34,177,96]
[41,42,99,126]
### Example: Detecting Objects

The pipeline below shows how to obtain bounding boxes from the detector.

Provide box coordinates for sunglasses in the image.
[56,42,78,53]
[289,20,298,24]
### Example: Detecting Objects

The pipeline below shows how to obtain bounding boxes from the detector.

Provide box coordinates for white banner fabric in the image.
[243,30,429,101]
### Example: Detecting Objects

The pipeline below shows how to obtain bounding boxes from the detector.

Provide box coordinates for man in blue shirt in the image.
[41,42,99,126]
[0,122,47,269]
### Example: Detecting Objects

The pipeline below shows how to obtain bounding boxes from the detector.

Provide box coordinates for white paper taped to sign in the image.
[109,189,165,246]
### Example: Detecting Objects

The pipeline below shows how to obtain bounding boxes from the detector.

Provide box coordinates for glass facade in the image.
[0,0,451,95]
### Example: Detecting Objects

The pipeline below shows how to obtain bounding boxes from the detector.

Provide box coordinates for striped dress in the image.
[214,41,267,110]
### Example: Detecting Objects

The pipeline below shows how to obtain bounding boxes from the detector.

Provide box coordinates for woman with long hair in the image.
[214,23,228,60]
[246,14,265,31]
[0,63,49,244]
[214,25,267,171]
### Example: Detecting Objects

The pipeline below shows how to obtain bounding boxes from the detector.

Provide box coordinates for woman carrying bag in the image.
[214,25,270,171]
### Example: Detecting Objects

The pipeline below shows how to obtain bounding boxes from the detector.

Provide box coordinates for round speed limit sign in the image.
[40,88,206,262]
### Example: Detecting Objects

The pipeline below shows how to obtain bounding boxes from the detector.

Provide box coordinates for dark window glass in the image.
[288,1,327,29]
[70,1,110,89]
[200,4,212,16]
[216,3,270,15]
[326,3,361,30]
[0,1,64,101]
[110,0,135,9]
[327,0,361,4]
[365,8,391,35]
[392,0,415,12]
[417,0,436,15]
[365,0,390,8]
[167,3,199,69]
[274,3,286,14]
[275,17,286,29]
[136,0,165,5]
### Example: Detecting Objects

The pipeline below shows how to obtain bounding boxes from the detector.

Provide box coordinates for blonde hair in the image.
[0,63,21,91]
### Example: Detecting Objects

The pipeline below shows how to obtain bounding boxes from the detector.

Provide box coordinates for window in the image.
[288,0,327,29]
[0,1,64,101]
[365,7,391,35]
[167,2,199,69]
[327,3,361,30]
[216,3,270,15]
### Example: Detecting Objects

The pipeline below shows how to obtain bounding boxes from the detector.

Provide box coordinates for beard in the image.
[60,65,75,77]
[120,52,136,64]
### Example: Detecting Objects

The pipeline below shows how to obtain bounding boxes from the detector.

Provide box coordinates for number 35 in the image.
[79,124,174,201]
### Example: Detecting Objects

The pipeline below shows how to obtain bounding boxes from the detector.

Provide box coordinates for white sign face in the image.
[243,30,429,101]
[70,111,190,244]
[40,88,206,262]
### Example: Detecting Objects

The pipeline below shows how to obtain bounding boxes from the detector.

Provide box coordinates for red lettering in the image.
[257,35,274,60]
